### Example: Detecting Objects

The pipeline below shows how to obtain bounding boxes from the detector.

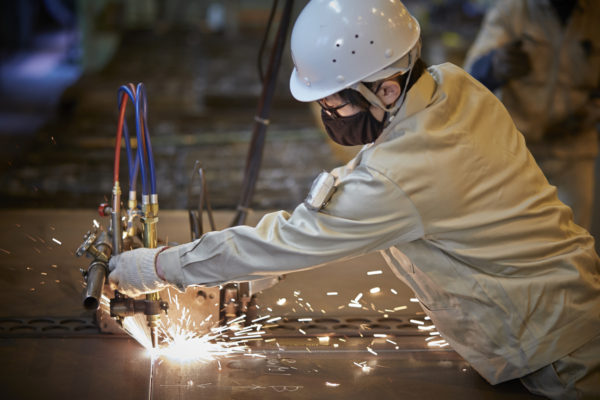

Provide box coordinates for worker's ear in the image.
[377,80,402,106]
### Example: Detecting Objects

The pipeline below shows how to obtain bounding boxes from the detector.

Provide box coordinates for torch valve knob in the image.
[98,203,112,217]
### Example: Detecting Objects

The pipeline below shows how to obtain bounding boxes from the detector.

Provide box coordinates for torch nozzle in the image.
[150,326,159,348]
[146,291,162,348]
[110,291,169,348]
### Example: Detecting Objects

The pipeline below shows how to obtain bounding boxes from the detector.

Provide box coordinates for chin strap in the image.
[352,65,414,126]
[351,42,419,126]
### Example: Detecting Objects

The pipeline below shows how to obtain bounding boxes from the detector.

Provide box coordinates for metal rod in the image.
[81,230,113,310]
[188,161,217,240]
[111,182,122,255]
[82,262,107,310]
[231,0,294,227]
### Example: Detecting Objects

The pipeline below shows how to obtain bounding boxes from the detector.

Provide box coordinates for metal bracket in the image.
[304,171,336,211]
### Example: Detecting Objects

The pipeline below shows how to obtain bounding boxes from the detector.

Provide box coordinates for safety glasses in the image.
[317,99,350,119]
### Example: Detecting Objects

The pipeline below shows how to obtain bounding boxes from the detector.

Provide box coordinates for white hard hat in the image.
[289,0,421,102]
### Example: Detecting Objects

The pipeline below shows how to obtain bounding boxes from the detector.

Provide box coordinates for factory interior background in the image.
[0,0,597,399]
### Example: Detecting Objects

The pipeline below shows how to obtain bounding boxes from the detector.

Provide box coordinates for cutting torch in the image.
[76,82,167,348]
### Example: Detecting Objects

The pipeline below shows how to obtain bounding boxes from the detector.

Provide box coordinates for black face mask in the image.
[321,109,386,146]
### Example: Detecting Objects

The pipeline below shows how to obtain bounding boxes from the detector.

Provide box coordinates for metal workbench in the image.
[0,210,540,399]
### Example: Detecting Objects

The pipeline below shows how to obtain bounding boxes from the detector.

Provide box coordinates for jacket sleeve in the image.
[158,164,424,289]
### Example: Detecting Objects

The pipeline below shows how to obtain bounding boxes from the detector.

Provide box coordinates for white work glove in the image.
[108,246,170,297]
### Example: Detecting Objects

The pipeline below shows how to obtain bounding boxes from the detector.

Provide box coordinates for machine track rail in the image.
[0,317,100,337]
[0,315,427,339]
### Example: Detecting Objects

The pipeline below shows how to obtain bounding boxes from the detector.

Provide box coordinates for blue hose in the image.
[115,83,156,199]
[136,83,157,196]
[126,122,141,193]
[134,85,149,197]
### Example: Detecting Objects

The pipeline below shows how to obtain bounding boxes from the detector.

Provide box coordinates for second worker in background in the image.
[464,0,600,230]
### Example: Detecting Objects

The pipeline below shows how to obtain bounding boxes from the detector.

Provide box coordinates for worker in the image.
[109,1,600,398]
[463,0,600,231]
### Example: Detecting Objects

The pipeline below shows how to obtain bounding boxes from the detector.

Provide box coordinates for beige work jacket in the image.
[464,0,600,158]
[160,63,600,384]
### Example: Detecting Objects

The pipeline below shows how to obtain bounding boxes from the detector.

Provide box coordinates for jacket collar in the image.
[374,66,437,144]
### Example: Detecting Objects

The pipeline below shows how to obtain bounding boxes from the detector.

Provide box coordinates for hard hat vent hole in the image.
[332,59,337,63]
[370,41,374,44]
[355,34,359,38]
[352,50,356,55]
[336,44,340,47]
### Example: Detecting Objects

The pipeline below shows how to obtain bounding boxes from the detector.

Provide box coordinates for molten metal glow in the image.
[101,292,268,364]
[123,314,153,349]
[152,327,250,362]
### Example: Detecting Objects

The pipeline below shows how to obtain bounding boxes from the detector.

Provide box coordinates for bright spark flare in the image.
[427,339,448,347]
[417,325,436,331]
[353,361,372,373]
[366,346,378,356]
[100,291,273,365]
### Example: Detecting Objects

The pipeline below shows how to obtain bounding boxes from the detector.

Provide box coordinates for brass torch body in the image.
[143,200,160,348]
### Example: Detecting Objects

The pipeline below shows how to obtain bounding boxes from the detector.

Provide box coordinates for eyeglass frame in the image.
[316,79,390,119]
[316,99,351,119]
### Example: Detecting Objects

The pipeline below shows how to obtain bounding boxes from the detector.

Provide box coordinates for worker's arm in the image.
[110,164,423,295]
[159,164,423,289]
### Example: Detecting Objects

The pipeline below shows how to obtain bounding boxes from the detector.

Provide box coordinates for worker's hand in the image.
[492,40,531,82]
[108,247,170,297]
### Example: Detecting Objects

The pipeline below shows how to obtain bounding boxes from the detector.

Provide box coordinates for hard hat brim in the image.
[289,68,331,102]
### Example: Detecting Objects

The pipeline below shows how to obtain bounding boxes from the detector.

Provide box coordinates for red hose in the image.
[114,93,129,184]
